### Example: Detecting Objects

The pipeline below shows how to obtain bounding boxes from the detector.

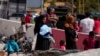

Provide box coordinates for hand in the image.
[75,38,78,41]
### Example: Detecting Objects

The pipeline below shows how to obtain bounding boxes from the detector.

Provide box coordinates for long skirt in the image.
[42,38,50,50]
[35,34,44,50]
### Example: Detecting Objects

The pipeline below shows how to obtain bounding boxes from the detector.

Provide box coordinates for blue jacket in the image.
[4,40,19,52]
[40,24,52,39]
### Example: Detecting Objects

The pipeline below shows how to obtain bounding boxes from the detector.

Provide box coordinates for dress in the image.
[34,15,44,50]
[65,27,77,49]
[39,24,52,50]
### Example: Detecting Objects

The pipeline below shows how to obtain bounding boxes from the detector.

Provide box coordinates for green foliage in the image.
[74,0,100,13]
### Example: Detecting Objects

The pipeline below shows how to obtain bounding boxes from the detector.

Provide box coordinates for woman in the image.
[64,15,78,49]
[34,15,46,50]
[39,15,55,50]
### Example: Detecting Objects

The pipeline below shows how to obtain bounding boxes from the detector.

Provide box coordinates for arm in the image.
[47,14,58,22]
[15,42,19,52]
[3,44,8,51]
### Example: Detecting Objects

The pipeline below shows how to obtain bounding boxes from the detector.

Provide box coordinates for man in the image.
[80,12,94,33]
[46,8,58,27]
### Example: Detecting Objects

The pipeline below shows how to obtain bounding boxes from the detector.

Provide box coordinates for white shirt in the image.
[80,17,94,33]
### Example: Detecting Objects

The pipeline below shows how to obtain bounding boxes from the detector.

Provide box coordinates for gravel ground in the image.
[1,42,100,56]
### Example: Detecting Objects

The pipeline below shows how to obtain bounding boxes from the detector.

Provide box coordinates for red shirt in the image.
[25,15,32,23]
[94,20,100,34]
[83,37,95,50]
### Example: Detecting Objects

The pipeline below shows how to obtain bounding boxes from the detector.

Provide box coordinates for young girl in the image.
[60,40,66,51]
[73,20,80,32]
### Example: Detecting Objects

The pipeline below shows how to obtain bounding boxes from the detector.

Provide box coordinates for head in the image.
[85,12,91,17]
[89,31,95,38]
[26,11,31,16]
[9,35,15,40]
[60,40,66,46]
[74,20,79,26]
[39,15,46,24]
[65,15,75,23]
[47,8,55,14]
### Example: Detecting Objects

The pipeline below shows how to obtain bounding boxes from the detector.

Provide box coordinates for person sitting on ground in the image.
[3,35,19,56]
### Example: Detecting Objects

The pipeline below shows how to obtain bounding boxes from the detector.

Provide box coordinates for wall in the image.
[52,28,100,50]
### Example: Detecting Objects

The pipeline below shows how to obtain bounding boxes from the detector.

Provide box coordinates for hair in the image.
[89,31,95,38]
[60,40,66,46]
[65,16,75,29]
[47,8,55,14]
[85,12,91,17]
[9,35,15,40]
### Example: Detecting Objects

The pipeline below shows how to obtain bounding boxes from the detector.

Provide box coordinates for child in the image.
[3,35,19,56]
[60,40,66,51]
[83,31,96,50]
[73,20,80,32]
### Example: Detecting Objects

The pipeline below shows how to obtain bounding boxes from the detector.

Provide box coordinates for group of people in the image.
[34,8,57,50]
[34,8,100,51]
[2,7,100,56]
[2,11,33,56]
[60,12,100,50]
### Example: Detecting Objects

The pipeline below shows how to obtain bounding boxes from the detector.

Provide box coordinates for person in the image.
[19,16,27,37]
[64,15,78,49]
[83,31,96,50]
[73,20,80,32]
[46,8,58,27]
[80,12,94,33]
[25,11,32,24]
[24,11,32,29]
[59,40,66,51]
[3,35,19,56]
[39,16,55,50]
[94,17,100,34]
[34,15,47,50]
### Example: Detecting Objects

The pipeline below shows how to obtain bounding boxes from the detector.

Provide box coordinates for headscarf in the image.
[65,16,75,29]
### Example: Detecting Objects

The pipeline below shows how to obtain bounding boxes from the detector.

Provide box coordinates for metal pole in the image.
[1,0,3,18]
[16,0,19,13]
[25,0,27,11]
[41,0,44,12]
[83,0,85,14]
[78,0,81,14]
[71,0,74,14]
